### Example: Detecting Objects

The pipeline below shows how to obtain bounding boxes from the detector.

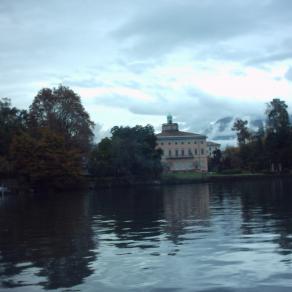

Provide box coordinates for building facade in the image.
[207,141,221,157]
[156,115,208,172]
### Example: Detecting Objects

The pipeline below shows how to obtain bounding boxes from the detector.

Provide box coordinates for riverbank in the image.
[91,172,292,188]
[161,172,292,185]
[2,172,292,193]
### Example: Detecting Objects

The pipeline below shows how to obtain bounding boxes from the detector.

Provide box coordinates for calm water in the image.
[1,180,292,291]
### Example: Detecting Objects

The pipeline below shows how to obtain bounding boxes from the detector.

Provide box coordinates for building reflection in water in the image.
[162,184,210,244]
[89,185,211,250]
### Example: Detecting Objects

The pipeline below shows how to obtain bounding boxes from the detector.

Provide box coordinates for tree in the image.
[266,98,290,134]
[29,85,94,153]
[221,147,241,170]
[232,119,250,145]
[0,98,28,156]
[208,149,222,172]
[88,138,114,177]
[110,125,162,177]
[88,125,162,178]
[10,128,83,190]
[265,99,291,171]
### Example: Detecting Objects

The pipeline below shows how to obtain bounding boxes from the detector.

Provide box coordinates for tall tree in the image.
[29,85,94,153]
[232,119,250,145]
[265,99,291,171]
[266,98,290,134]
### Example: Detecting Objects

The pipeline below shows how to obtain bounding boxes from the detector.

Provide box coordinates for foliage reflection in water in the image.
[1,179,292,291]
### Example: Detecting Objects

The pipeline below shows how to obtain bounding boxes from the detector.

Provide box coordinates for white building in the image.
[156,115,208,172]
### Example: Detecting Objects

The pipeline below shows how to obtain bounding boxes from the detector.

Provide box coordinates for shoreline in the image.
[2,173,292,193]
[91,173,292,189]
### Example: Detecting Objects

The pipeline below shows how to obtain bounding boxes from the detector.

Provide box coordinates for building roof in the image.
[156,130,206,139]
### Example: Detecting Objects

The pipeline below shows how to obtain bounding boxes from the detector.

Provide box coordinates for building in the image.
[207,141,221,157]
[156,115,208,172]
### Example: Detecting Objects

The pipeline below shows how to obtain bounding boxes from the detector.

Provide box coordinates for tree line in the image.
[209,98,292,173]
[0,85,162,190]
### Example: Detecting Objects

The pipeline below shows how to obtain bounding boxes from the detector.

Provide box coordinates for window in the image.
[188,149,192,156]
[161,142,164,145]
[188,141,190,144]
[195,149,197,155]
[194,141,197,144]
[168,142,171,145]
[175,149,179,157]
[181,141,184,144]
[181,149,184,156]
[169,149,172,157]
[201,141,203,144]
[175,142,178,145]
[201,149,204,155]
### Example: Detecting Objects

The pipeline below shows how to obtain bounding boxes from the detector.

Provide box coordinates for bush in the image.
[220,169,242,175]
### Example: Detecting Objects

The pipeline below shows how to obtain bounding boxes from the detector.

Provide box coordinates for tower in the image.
[162,114,178,132]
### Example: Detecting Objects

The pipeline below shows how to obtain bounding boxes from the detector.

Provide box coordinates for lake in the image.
[1,179,292,291]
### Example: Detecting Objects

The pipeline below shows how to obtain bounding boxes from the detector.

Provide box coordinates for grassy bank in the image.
[161,171,291,185]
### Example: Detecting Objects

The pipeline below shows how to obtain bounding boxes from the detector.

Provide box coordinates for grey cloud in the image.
[246,51,292,66]
[113,1,256,57]
[112,0,292,60]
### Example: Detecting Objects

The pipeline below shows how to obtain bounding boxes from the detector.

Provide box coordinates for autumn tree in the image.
[29,85,94,153]
[10,128,83,190]
[0,98,28,157]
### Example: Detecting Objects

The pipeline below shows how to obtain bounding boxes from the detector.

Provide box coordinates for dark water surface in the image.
[1,179,292,291]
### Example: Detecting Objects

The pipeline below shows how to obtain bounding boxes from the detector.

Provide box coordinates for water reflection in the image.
[90,187,165,249]
[1,179,292,290]
[163,184,210,244]
[0,194,97,289]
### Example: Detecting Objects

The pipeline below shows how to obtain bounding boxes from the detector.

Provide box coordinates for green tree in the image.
[88,137,114,177]
[265,98,291,171]
[232,119,250,145]
[29,85,94,153]
[89,125,162,178]
[221,147,241,171]
[208,149,222,172]
[266,98,290,134]
[111,125,162,177]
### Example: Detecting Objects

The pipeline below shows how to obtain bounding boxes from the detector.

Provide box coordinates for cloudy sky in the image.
[1,0,292,139]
